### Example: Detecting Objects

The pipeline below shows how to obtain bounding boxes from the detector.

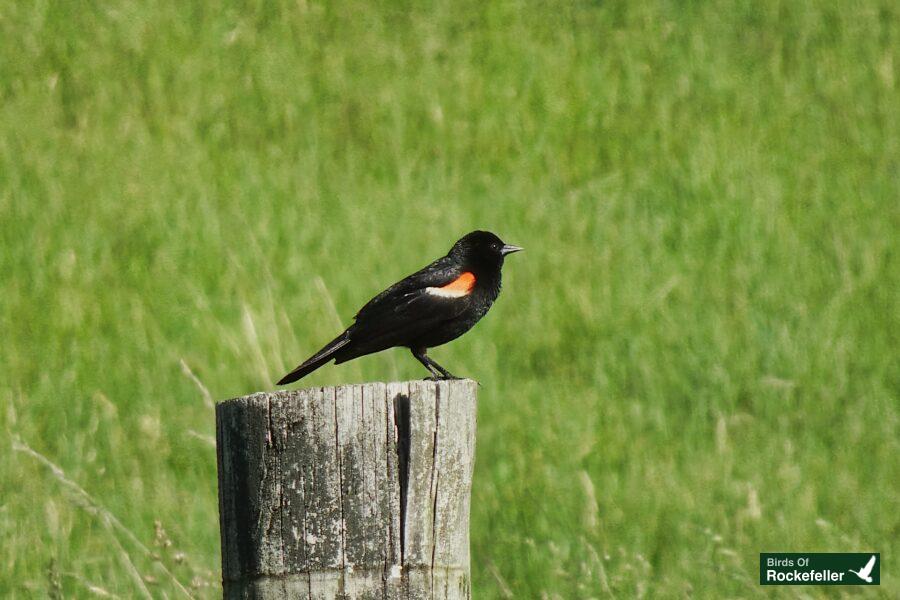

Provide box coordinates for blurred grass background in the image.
[1,0,898,597]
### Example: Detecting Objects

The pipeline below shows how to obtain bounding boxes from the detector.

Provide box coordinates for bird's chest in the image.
[419,313,479,346]
[413,293,494,348]
[468,292,495,320]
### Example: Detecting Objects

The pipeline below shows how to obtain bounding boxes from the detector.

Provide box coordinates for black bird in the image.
[277,231,522,384]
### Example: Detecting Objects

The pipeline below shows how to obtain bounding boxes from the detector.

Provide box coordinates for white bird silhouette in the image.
[848,555,876,583]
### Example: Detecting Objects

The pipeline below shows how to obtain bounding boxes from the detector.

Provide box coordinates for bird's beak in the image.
[501,244,524,256]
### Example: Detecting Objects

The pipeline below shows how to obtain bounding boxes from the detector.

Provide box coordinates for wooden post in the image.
[216,379,477,599]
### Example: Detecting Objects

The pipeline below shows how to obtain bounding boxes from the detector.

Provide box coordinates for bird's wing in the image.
[346,257,472,348]
[353,256,464,322]
[861,555,876,576]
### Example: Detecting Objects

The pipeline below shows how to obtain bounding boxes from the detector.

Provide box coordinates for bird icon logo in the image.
[848,555,877,583]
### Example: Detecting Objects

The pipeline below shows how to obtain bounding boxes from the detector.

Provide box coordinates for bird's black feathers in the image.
[353,256,462,322]
[276,332,351,385]
[277,230,521,383]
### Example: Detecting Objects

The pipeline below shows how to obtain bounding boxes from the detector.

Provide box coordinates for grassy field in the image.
[1,1,898,597]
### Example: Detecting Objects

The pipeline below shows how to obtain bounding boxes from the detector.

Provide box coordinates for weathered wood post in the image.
[216,379,477,599]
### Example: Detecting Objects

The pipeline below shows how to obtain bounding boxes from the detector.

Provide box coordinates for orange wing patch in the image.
[426,272,476,298]
[440,272,476,293]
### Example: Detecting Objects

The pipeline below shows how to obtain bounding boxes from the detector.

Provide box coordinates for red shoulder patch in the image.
[438,271,476,293]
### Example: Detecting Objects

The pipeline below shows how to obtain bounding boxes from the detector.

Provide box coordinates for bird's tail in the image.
[277,331,352,385]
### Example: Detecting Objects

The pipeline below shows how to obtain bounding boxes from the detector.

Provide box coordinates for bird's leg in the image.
[427,357,459,380]
[411,348,460,380]
[411,348,442,380]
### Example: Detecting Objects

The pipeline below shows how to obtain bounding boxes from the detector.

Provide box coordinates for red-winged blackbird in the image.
[277,231,522,384]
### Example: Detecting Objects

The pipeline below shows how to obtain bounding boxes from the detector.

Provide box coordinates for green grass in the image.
[1,1,898,597]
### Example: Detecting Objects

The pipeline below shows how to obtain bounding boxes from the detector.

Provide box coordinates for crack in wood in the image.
[430,384,442,599]
[393,391,411,566]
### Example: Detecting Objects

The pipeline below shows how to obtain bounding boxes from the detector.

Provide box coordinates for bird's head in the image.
[449,230,523,270]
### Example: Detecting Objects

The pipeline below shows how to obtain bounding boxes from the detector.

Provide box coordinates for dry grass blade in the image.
[186,429,216,447]
[62,572,121,598]
[107,527,154,599]
[11,436,195,600]
[487,562,514,599]
[179,359,214,409]
[241,304,272,385]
